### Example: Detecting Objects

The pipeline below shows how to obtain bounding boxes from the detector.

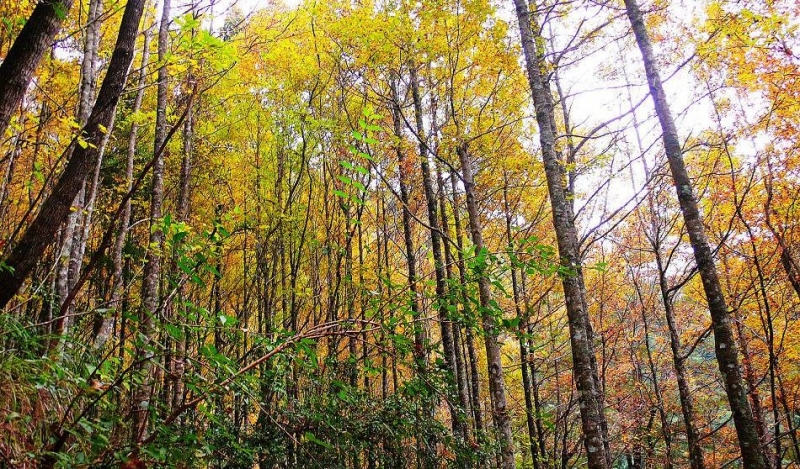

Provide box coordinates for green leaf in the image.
[304,432,333,449]
[52,1,67,21]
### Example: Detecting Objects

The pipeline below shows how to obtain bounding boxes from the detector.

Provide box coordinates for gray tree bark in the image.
[408,63,466,438]
[623,0,767,467]
[511,1,611,467]
[134,0,172,443]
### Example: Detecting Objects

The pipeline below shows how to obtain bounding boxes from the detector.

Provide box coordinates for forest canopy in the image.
[0,0,799,467]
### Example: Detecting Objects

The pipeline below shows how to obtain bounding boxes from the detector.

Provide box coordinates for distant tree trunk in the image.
[623,1,767,466]
[0,109,25,221]
[733,314,774,466]
[437,159,473,442]
[512,1,610,467]
[457,144,515,469]
[101,23,154,347]
[0,0,146,309]
[389,78,427,372]
[521,275,549,467]
[450,172,484,436]
[54,0,102,321]
[389,77,433,468]
[502,176,543,469]
[635,282,674,468]
[134,0,171,443]
[408,63,465,438]
[170,54,195,413]
[0,0,74,139]
[55,0,106,333]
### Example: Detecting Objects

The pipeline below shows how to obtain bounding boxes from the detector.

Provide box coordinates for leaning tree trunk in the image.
[0,0,146,309]
[511,1,611,467]
[623,0,767,467]
[0,0,75,140]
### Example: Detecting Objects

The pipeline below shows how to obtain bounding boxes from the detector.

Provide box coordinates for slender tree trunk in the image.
[102,24,153,346]
[457,144,515,469]
[437,160,472,442]
[408,63,465,438]
[450,172,484,435]
[389,78,434,468]
[0,109,24,222]
[503,177,543,469]
[134,0,171,443]
[512,2,610,467]
[389,78,427,372]
[734,314,774,466]
[55,0,101,318]
[636,282,674,468]
[651,246,707,469]
[623,1,767,466]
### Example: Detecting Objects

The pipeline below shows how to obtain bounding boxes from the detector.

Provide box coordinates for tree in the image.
[0,0,147,308]
[511,1,611,467]
[623,0,767,467]
[0,0,74,140]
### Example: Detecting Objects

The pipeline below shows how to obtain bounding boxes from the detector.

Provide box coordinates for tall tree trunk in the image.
[102,23,154,346]
[450,172,484,435]
[512,2,610,467]
[623,1,767,466]
[0,0,74,139]
[635,281,674,468]
[134,0,171,443]
[652,245,706,469]
[437,160,472,442]
[54,0,103,325]
[0,0,146,309]
[389,78,427,373]
[456,144,515,469]
[503,177,543,469]
[408,63,465,438]
[389,78,434,468]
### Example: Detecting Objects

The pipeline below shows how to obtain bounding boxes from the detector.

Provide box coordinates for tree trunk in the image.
[450,171,484,436]
[389,78,427,373]
[0,0,146,309]
[102,23,154,346]
[408,63,465,438]
[653,246,706,469]
[0,0,74,139]
[437,159,473,443]
[134,0,171,443]
[503,177,544,469]
[511,1,610,467]
[623,1,767,466]
[389,77,434,468]
[457,144,515,469]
